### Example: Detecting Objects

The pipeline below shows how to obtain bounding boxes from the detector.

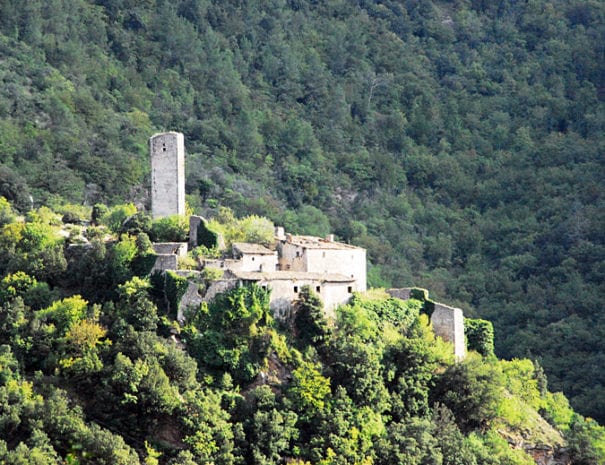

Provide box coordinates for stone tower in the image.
[150,132,186,219]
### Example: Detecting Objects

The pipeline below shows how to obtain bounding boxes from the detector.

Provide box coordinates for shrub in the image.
[100,204,137,234]
[465,319,495,357]
[150,215,189,242]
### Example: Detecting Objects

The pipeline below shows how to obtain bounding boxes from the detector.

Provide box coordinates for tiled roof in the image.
[232,242,276,255]
[284,235,363,250]
[232,271,355,283]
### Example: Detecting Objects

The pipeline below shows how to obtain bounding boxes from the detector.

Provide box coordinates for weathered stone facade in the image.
[152,242,188,257]
[278,235,367,292]
[232,243,278,272]
[150,132,185,219]
[231,270,355,320]
[431,302,466,359]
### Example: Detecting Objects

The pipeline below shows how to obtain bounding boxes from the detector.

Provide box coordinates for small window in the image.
[296,251,300,258]
[347,286,353,293]
[315,286,321,293]
[294,286,299,293]
[162,144,167,152]
[261,285,267,290]
[251,257,255,261]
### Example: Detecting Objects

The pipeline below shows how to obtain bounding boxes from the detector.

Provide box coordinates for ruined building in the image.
[149,132,465,357]
[197,232,366,320]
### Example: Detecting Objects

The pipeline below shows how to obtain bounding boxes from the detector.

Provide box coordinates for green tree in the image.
[116,277,159,332]
[431,356,504,433]
[293,286,330,349]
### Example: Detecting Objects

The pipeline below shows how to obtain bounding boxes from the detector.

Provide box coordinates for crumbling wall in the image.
[152,242,187,257]
[388,287,466,359]
[431,303,466,359]
[151,254,177,273]
[386,288,413,300]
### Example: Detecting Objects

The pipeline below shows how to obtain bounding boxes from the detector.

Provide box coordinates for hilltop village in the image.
[149,132,466,358]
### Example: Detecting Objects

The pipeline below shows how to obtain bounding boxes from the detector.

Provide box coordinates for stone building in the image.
[150,132,186,219]
[197,232,366,320]
[232,242,278,272]
[278,234,367,292]
[232,270,355,320]
[387,288,466,359]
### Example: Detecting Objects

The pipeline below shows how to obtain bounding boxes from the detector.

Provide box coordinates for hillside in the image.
[0,0,604,424]
[1,199,604,464]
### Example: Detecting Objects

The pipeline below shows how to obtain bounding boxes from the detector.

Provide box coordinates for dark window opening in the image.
[316,286,321,293]
[294,286,299,293]
[347,286,353,293]
[296,251,300,258]
[251,257,255,261]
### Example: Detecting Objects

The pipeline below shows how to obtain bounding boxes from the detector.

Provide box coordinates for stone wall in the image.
[238,253,278,272]
[387,287,466,359]
[177,280,204,322]
[152,242,187,257]
[151,254,178,273]
[305,247,367,292]
[386,288,413,300]
[431,302,466,359]
[189,215,204,248]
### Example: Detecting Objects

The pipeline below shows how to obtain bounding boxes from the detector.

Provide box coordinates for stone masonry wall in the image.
[150,132,185,219]
[431,303,466,359]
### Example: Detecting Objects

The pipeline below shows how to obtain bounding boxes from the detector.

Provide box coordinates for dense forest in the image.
[0,197,604,463]
[0,0,603,432]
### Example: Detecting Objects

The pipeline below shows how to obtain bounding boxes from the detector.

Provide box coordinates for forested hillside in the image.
[0,0,604,424]
[1,198,604,464]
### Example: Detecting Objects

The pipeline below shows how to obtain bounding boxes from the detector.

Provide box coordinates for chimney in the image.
[275,226,285,241]
[325,234,335,242]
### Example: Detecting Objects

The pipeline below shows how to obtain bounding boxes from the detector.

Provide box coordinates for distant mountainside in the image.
[0,0,604,423]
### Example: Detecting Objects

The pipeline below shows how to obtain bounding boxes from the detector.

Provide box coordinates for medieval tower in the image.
[150,132,186,219]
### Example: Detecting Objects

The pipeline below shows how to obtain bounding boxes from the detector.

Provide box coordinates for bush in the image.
[100,204,137,234]
[150,215,189,242]
[465,319,495,357]
[165,271,190,317]
[56,204,91,224]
